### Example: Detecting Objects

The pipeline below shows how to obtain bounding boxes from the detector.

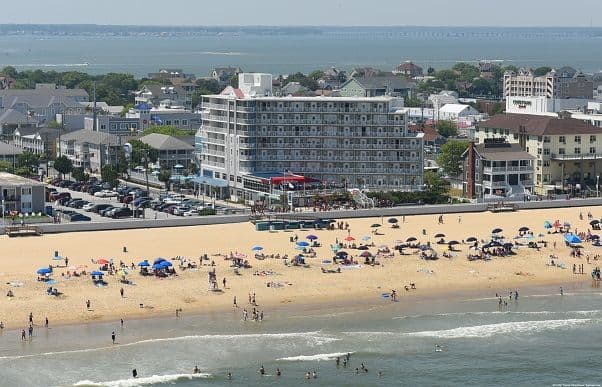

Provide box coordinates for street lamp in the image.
[597,175,600,197]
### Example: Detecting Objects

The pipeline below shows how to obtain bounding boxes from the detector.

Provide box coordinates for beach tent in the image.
[388,218,398,224]
[251,245,263,251]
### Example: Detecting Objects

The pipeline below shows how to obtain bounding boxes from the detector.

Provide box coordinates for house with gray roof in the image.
[0,141,23,165]
[211,67,243,85]
[134,84,192,110]
[138,133,194,169]
[13,127,62,157]
[56,129,129,173]
[0,108,39,135]
[339,75,416,98]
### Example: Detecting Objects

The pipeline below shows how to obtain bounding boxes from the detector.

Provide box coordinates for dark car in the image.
[111,207,133,219]
[66,198,84,207]
[69,213,91,222]
[58,196,76,206]
[51,178,62,186]
[89,204,113,213]
[87,185,102,195]
[58,180,74,188]
[49,191,70,201]
[72,200,89,209]
[68,182,82,190]
[133,196,151,207]
[135,199,152,209]
[99,206,117,217]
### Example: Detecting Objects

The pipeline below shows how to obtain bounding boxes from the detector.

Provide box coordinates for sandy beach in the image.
[1,206,600,330]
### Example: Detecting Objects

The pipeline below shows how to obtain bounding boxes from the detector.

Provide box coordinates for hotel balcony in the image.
[550,153,602,161]
[483,165,534,173]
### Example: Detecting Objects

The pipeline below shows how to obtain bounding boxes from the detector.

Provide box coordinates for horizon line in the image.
[0,23,600,29]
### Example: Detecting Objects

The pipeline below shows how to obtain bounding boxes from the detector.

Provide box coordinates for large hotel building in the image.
[197,73,424,202]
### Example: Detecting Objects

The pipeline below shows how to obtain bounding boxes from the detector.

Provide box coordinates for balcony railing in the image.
[551,153,602,160]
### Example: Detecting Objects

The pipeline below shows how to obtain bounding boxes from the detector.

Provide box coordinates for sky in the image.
[1,0,601,27]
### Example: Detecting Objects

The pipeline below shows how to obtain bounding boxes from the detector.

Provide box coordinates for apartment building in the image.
[0,172,45,214]
[474,113,602,194]
[57,129,126,173]
[198,73,424,201]
[503,68,594,99]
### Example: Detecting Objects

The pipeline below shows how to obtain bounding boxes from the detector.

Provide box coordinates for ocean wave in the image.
[406,318,595,338]
[199,51,244,56]
[73,373,210,387]
[393,310,602,320]
[0,331,338,361]
[277,352,352,362]
[15,63,89,67]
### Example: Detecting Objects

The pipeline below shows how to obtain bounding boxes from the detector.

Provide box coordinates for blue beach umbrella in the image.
[296,241,310,247]
[362,236,371,241]
[36,268,51,275]
[91,271,104,276]
[251,245,263,251]
[565,234,582,244]
[160,261,173,267]
[138,261,150,267]
[152,263,164,270]
[306,235,318,241]
[153,258,166,265]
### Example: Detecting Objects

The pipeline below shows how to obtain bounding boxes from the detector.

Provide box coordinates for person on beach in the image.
[21,329,26,340]
[312,371,317,379]
[343,359,348,367]
[233,296,237,307]
[0,321,4,330]
[514,291,519,301]
[193,366,200,374]
[120,287,124,298]
[276,368,281,376]
[86,300,91,310]
[29,312,33,324]
[45,317,48,328]
[111,331,116,344]
[560,287,564,295]
[132,369,137,378]
[242,309,248,321]
[28,325,33,339]
[336,357,340,367]
[259,365,265,376]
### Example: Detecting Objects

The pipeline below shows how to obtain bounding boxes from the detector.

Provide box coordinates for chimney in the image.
[466,141,476,198]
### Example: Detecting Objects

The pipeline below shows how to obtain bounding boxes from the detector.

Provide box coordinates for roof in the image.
[140,84,186,97]
[474,142,535,161]
[0,141,23,156]
[439,104,475,114]
[0,93,84,110]
[480,113,602,136]
[408,124,441,142]
[281,82,310,96]
[14,127,61,140]
[0,172,44,186]
[394,61,423,71]
[60,129,121,145]
[345,75,416,91]
[138,133,194,151]
[0,108,37,125]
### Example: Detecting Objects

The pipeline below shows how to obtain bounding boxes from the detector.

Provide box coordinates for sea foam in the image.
[73,373,211,387]
[277,352,352,362]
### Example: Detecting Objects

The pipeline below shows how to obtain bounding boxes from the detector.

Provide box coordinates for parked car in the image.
[66,199,84,207]
[99,206,118,217]
[82,203,96,211]
[58,180,74,188]
[172,206,190,216]
[163,205,178,214]
[69,213,91,222]
[183,209,200,217]
[50,192,71,201]
[72,200,89,209]
[90,204,114,214]
[135,199,152,209]
[133,197,152,207]
[94,190,117,198]
[87,185,103,195]
[111,207,133,219]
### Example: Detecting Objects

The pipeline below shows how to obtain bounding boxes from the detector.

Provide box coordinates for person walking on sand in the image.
[120,287,124,298]
[111,331,116,344]
[21,329,26,341]
[86,300,91,310]
[45,317,48,328]
[223,278,227,289]
[560,287,564,295]
[28,312,33,324]
[233,296,237,307]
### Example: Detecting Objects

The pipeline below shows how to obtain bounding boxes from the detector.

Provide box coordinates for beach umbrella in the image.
[590,220,599,226]
[466,237,477,242]
[97,259,109,265]
[360,251,372,258]
[544,221,552,229]
[295,246,305,251]
[388,218,398,224]
[357,245,369,250]
[565,234,582,244]
[251,245,263,251]
[296,241,310,247]
[91,271,104,276]
[518,226,530,232]
[152,263,164,270]
[434,233,445,238]
[153,258,166,265]
[406,237,417,242]
[137,260,150,267]
[306,235,318,241]
[234,253,247,259]
[331,245,341,252]
[418,245,431,251]
[160,261,173,267]
[371,223,382,228]
[378,244,389,249]
[448,240,460,245]
[335,251,349,258]
[591,235,600,239]
[492,228,503,234]
[36,268,51,275]
[345,236,355,242]
[553,220,562,228]
[362,236,371,241]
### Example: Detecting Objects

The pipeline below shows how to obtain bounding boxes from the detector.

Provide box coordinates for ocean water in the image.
[1,27,602,76]
[1,285,601,386]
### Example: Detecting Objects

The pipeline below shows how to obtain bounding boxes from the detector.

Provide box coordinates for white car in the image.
[183,209,200,217]
[82,203,96,211]
[172,206,190,216]
[94,190,117,198]
[162,197,182,205]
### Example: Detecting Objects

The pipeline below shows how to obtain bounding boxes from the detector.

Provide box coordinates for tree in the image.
[130,139,159,166]
[424,170,447,196]
[491,102,505,115]
[427,67,436,76]
[309,70,325,80]
[1,66,18,78]
[451,62,480,81]
[437,140,469,177]
[158,170,172,189]
[470,78,492,96]
[534,66,552,77]
[101,165,119,186]
[53,155,73,178]
[17,152,40,172]
[436,120,458,138]
[47,120,62,129]
[71,167,89,182]
[229,74,239,88]
[0,160,13,173]
[404,95,424,107]
[141,125,195,137]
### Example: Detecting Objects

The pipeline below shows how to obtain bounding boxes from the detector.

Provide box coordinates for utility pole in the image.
[92,81,98,132]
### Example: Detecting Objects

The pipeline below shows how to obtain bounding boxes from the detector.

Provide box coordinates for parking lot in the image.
[47,179,246,224]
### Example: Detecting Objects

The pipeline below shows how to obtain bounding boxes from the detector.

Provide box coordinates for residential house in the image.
[0,141,23,165]
[138,133,194,169]
[0,172,45,214]
[462,139,535,199]
[438,104,481,121]
[474,113,602,194]
[280,82,311,96]
[408,124,444,147]
[134,84,191,110]
[0,108,39,135]
[57,129,127,172]
[340,76,415,98]
[211,67,242,85]
[392,61,423,78]
[126,102,201,132]
[84,116,141,136]
[12,127,61,157]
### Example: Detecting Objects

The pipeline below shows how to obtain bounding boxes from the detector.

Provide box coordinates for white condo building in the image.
[198,73,424,201]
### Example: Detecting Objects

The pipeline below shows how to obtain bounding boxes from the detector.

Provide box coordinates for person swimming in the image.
[276,368,281,376]
[259,365,265,375]
[132,369,138,378]
[336,356,340,367]
[226,372,232,380]
[193,366,200,374]
[305,371,311,379]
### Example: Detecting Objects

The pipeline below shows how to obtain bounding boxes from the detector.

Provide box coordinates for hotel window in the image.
[537,160,542,167]
[574,136,581,144]
[537,148,542,155]
[590,147,596,154]
[591,135,597,143]
[543,160,550,167]
[559,148,565,154]
[543,136,550,143]
[543,148,550,155]
[559,136,566,144]
[21,187,32,195]
[574,148,581,154]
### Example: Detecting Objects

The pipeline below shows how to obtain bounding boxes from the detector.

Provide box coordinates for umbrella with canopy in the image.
[483,241,503,249]
[152,263,164,270]
[406,237,417,242]
[565,234,582,244]
[153,258,166,265]
[360,251,372,258]
[448,240,460,245]
[357,245,369,251]
[434,233,445,238]
[306,235,318,241]
[418,245,432,251]
[553,220,562,228]
[370,223,382,228]
[590,220,600,226]
[296,241,310,247]
[563,222,571,228]
[388,218,398,224]
[591,235,600,240]
[518,226,530,232]
[36,268,52,275]
[138,260,150,267]
[335,251,349,258]
[492,228,503,234]
[345,236,355,242]
[251,245,263,251]
[544,221,553,229]
[160,261,173,267]
[97,259,109,265]
[466,237,478,242]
